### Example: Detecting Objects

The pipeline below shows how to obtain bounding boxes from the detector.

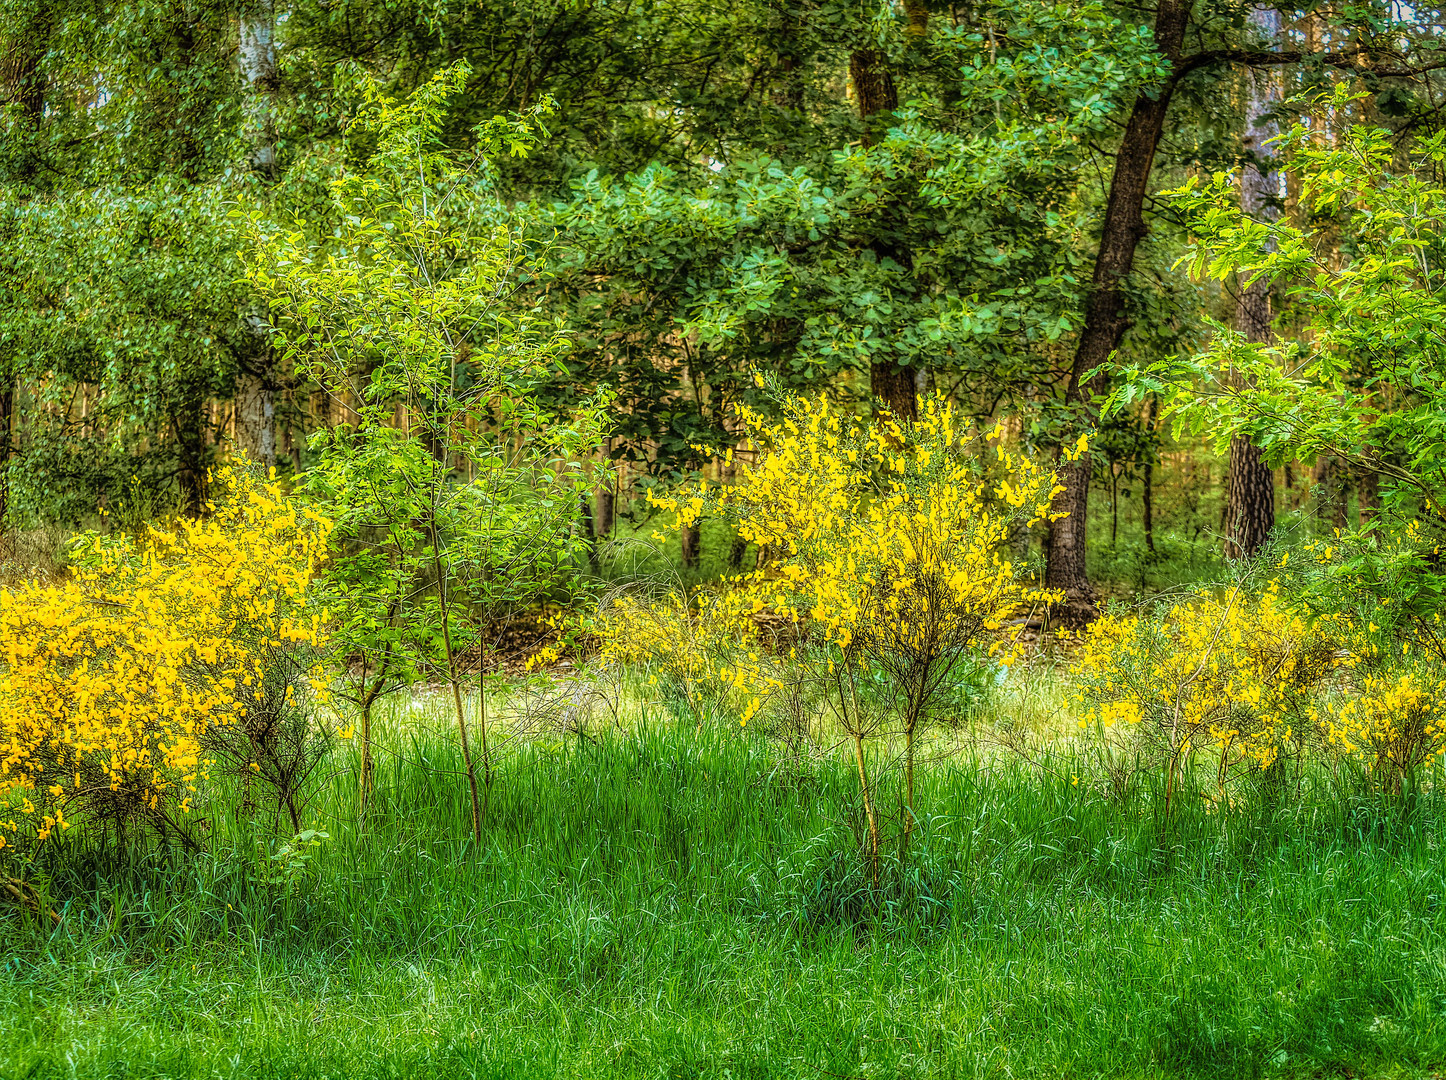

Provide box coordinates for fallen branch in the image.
[3,877,59,925]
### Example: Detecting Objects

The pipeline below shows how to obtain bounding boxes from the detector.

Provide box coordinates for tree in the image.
[249,66,603,834]
[1117,93,1446,545]
[1224,6,1282,561]
[1044,0,1442,615]
[0,0,274,519]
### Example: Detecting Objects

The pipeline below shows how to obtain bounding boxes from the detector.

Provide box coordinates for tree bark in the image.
[238,0,279,468]
[849,48,897,148]
[1313,455,1349,530]
[594,441,615,540]
[0,10,48,534]
[1044,0,1192,617]
[772,2,806,115]
[870,363,917,424]
[850,43,918,423]
[681,520,701,569]
[0,12,45,120]
[1225,7,1281,560]
[1357,465,1379,526]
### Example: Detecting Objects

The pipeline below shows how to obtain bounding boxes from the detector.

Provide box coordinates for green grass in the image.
[4,714,1446,1078]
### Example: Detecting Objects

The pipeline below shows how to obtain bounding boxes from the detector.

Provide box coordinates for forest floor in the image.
[2,669,1445,1079]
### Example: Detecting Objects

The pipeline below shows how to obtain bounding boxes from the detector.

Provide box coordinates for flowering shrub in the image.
[1325,669,1446,792]
[650,392,1074,857]
[1070,582,1341,813]
[656,394,1068,653]
[591,585,760,727]
[0,469,330,860]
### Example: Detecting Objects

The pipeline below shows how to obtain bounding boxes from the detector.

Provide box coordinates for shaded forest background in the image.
[1,0,1440,606]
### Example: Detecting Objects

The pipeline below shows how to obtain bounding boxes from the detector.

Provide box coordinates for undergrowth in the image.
[3,712,1446,1078]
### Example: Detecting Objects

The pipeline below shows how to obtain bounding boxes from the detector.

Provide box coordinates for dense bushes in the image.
[0,469,330,864]
[1072,536,1446,813]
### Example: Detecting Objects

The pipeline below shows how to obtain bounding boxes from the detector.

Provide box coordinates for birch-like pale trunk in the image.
[238,0,279,468]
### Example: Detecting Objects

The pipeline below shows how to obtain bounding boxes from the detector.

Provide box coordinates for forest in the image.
[5,0,1446,1076]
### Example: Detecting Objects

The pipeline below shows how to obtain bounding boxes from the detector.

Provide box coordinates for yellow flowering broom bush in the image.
[648,392,1075,857]
[1070,580,1342,814]
[0,468,330,861]
[1325,669,1446,793]
[1295,529,1446,792]
[591,584,762,728]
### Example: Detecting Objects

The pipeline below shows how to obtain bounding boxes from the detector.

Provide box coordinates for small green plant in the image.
[260,829,329,891]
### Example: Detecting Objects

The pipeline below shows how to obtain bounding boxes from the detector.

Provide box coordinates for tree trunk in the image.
[1110,465,1119,546]
[1313,455,1349,531]
[0,385,11,534]
[238,1,279,468]
[870,363,917,424]
[849,48,897,148]
[236,368,276,467]
[1044,0,1192,615]
[681,520,701,570]
[1,11,48,535]
[239,0,279,177]
[1226,438,1274,558]
[1143,396,1157,553]
[1225,7,1281,560]
[772,1,806,115]
[1357,465,1379,526]
[174,401,208,516]
[850,44,919,423]
[594,442,615,539]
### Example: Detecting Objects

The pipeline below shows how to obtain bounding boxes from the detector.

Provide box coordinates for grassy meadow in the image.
[4,667,1446,1080]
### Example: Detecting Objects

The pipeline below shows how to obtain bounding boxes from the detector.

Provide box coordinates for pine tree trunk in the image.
[1224,6,1280,560]
[1226,438,1274,558]
[870,363,917,424]
[1044,0,1192,616]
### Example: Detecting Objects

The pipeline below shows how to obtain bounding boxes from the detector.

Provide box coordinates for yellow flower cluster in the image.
[0,469,331,855]
[1070,584,1339,784]
[653,394,1070,662]
[592,587,762,722]
[1325,669,1446,787]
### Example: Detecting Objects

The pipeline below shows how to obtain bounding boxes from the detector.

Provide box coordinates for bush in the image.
[649,391,1074,860]
[1073,534,1446,813]
[0,467,330,864]
[1070,579,1340,816]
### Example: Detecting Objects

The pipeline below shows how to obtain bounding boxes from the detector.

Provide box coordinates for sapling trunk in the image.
[477,635,493,824]
[429,521,483,842]
[441,612,482,842]
[853,731,880,884]
[842,665,880,883]
[359,693,376,817]
[903,720,916,856]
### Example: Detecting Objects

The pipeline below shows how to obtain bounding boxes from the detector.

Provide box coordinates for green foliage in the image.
[0,181,254,520]
[246,65,603,827]
[530,1,1178,477]
[258,828,330,891]
[1115,89,1446,520]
